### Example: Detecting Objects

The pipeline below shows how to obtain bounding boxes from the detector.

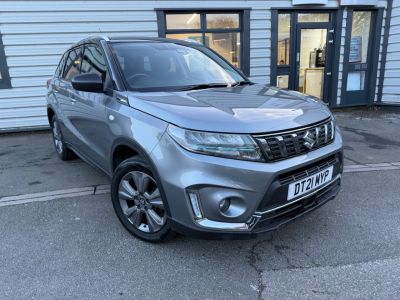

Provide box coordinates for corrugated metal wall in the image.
[0,1,160,130]
[0,0,391,131]
[382,1,400,103]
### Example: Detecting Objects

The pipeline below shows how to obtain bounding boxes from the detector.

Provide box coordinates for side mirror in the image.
[71,73,103,93]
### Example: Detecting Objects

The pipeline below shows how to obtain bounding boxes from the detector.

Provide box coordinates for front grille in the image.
[253,118,334,162]
[255,152,342,212]
[278,154,338,185]
[252,177,341,232]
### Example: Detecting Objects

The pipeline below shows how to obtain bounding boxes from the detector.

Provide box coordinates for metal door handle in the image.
[326,72,332,76]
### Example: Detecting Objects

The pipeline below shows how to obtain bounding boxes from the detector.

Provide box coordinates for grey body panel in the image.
[151,128,342,232]
[129,84,331,133]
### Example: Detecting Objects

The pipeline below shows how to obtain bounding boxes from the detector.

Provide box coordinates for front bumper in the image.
[150,127,343,239]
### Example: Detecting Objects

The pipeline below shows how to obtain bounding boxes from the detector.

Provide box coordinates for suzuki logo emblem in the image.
[303,130,316,150]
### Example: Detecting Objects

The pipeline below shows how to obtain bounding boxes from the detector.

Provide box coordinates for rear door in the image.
[49,51,67,113]
[58,46,83,147]
[69,43,110,168]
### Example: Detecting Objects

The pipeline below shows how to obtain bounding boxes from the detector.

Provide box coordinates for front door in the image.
[273,11,335,105]
[342,10,378,105]
[296,25,332,102]
[69,44,110,168]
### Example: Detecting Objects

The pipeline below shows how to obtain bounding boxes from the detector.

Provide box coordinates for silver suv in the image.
[47,36,343,242]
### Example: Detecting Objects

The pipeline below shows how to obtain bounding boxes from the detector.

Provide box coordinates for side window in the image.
[0,32,11,89]
[54,52,67,78]
[81,45,107,80]
[62,47,82,82]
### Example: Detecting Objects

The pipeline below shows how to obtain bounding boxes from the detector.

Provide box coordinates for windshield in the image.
[110,41,246,91]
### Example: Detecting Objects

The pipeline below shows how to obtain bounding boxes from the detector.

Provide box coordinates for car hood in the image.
[127,84,332,134]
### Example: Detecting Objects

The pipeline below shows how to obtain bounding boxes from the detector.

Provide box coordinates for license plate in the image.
[287,166,334,201]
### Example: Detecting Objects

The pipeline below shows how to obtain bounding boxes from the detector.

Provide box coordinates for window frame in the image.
[0,32,11,89]
[61,45,83,82]
[156,8,250,76]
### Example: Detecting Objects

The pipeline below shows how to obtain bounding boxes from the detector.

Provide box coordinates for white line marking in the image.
[344,162,400,173]
[0,184,110,207]
[0,162,399,208]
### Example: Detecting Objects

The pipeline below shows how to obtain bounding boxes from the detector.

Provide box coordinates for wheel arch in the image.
[111,138,147,171]
[110,137,172,218]
[47,105,56,126]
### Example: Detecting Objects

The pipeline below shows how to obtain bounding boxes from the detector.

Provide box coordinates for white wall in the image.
[381,1,400,103]
[0,0,390,131]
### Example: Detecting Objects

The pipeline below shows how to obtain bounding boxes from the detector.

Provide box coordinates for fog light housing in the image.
[219,198,231,213]
[218,196,246,218]
[188,191,203,219]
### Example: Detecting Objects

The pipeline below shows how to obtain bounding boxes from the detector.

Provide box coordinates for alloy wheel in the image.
[118,171,166,233]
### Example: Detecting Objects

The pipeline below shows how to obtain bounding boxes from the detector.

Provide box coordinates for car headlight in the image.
[167,125,264,161]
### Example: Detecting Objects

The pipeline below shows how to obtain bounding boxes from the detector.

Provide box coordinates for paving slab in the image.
[0,131,108,197]
[334,109,400,165]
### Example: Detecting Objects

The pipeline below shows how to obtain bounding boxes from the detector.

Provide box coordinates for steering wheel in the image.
[126,73,150,85]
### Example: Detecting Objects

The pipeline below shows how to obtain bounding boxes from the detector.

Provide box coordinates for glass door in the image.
[342,10,376,105]
[296,27,328,99]
[273,11,335,104]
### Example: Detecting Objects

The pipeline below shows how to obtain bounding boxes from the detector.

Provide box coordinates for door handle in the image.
[326,72,332,76]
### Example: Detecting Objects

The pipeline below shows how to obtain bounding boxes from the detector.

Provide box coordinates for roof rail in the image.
[86,35,110,41]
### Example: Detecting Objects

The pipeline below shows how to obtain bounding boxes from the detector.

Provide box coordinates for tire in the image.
[111,156,175,242]
[50,115,75,161]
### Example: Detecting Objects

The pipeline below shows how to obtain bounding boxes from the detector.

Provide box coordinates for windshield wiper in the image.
[177,83,229,91]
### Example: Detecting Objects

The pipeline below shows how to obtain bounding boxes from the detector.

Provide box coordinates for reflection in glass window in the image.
[277,75,289,89]
[349,11,371,63]
[81,45,107,80]
[277,14,290,65]
[110,42,244,90]
[298,28,327,99]
[63,47,82,82]
[55,52,67,78]
[298,13,330,23]
[347,71,366,91]
[205,32,241,67]
[166,33,203,44]
[164,12,243,70]
[206,14,239,29]
[166,13,201,30]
